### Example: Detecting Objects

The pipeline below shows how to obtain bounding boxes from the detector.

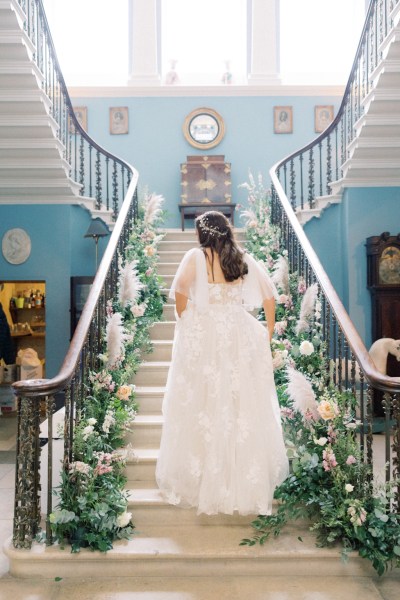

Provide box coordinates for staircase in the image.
[295,1,400,226]
[0,0,115,226]
[5,229,388,584]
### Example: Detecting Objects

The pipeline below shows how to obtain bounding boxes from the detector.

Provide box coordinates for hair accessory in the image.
[198,215,228,237]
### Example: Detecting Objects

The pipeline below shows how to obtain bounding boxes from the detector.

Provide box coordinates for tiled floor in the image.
[0,419,399,599]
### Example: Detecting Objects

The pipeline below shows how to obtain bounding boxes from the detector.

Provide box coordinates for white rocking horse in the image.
[369,338,400,375]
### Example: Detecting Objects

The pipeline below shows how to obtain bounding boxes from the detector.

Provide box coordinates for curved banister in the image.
[9,0,142,548]
[270,167,400,393]
[269,0,400,500]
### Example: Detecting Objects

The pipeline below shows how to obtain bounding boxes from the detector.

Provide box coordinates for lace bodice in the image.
[208,282,243,306]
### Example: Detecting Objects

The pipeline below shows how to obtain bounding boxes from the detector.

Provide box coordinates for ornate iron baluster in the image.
[289,159,296,210]
[299,154,304,210]
[366,386,374,472]
[45,394,55,545]
[308,148,315,208]
[392,393,400,509]
[112,161,119,219]
[383,392,392,484]
[95,150,102,210]
[13,396,41,548]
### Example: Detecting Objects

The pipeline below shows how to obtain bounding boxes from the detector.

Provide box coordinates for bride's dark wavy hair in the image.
[195,211,248,282]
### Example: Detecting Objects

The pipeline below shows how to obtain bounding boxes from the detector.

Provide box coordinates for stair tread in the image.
[141,361,171,367]
[6,522,349,561]
[131,448,159,461]
[135,386,166,394]
[134,415,164,425]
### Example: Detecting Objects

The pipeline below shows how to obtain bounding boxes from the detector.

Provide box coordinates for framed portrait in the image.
[110,107,129,135]
[69,106,88,133]
[274,106,293,134]
[315,105,334,133]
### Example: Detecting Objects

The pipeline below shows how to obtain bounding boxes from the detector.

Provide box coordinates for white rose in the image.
[82,425,94,440]
[117,511,132,528]
[87,418,97,426]
[345,484,354,493]
[314,437,328,446]
[299,340,315,356]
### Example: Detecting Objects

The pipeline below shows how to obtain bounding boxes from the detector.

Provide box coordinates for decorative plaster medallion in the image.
[2,228,31,265]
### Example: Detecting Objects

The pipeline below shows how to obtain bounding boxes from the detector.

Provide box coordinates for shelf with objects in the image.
[0,281,46,395]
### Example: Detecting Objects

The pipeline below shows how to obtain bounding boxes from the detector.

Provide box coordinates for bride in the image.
[155,211,289,516]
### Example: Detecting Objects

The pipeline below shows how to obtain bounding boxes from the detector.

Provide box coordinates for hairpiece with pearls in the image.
[198,215,228,238]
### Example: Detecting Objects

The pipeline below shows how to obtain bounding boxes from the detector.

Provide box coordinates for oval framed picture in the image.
[2,228,31,265]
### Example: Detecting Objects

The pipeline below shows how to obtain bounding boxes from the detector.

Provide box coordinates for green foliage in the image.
[50,190,166,552]
[238,173,400,576]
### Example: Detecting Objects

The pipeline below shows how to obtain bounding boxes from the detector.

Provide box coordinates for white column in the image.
[128,0,160,85]
[248,0,281,85]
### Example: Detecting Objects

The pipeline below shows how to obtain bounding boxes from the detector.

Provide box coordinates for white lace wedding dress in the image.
[155,248,289,516]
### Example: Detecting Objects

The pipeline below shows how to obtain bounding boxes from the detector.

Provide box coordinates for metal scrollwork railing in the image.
[271,0,400,507]
[11,0,140,548]
[17,0,130,219]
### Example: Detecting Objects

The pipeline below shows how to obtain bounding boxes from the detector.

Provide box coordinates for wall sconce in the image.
[84,218,110,270]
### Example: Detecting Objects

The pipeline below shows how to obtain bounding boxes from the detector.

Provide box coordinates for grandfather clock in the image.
[366,232,400,415]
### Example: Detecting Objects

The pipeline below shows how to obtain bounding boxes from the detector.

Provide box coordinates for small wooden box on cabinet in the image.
[179,155,236,231]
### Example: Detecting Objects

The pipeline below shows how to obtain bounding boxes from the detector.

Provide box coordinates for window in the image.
[42,0,128,86]
[280,0,366,84]
[161,0,247,85]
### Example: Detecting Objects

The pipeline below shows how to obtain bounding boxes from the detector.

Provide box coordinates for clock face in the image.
[379,245,400,284]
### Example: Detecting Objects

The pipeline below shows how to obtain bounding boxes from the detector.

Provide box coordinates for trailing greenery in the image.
[49,191,166,552]
[238,173,400,576]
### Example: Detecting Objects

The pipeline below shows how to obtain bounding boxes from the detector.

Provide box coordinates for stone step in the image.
[126,448,158,485]
[162,304,176,321]
[4,522,378,580]
[126,414,163,447]
[159,274,175,288]
[134,386,165,414]
[149,321,176,340]
[126,487,258,527]
[158,250,186,263]
[160,229,246,242]
[158,240,198,252]
[134,361,170,387]
[149,339,173,361]
[157,261,179,276]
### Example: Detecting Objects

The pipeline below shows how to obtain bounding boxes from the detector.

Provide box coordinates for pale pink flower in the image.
[274,320,287,336]
[297,279,307,294]
[322,448,338,471]
[346,455,357,465]
[131,304,146,318]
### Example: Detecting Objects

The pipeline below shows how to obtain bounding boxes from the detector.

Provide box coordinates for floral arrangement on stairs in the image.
[49,191,166,553]
[238,173,400,576]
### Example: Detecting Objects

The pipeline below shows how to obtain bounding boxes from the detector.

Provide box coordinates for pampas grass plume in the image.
[295,282,318,335]
[271,255,289,294]
[118,260,144,307]
[286,366,319,420]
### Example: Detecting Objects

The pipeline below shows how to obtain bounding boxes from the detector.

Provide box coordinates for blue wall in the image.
[0,204,108,377]
[71,94,342,227]
[0,92,343,376]
[305,188,400,348]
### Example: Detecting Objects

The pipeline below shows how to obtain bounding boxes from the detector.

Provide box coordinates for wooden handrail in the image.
[270,165,400,394]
